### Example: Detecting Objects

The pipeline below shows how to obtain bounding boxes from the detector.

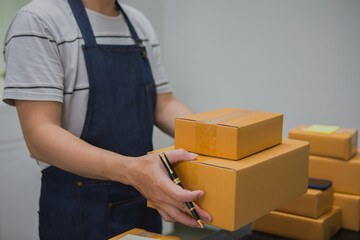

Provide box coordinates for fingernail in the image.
[189,152,198,159]
[203,217,211,223]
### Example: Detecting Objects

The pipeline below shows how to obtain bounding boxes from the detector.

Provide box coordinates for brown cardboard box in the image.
[150,139,309,231]
[175,108,283,160]
[309,152,360,194]
[333,192,360,231]
[109,228,181,240]
[252,207,342,240]
[289,125,358,160]
[276,187,334,219]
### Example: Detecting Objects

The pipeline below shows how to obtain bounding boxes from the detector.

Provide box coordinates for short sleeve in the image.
[147,33,173,94]
[3,10,64,106]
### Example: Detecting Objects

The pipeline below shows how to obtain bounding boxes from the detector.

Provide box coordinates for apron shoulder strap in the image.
[116,1,143,46]
[68,0,97,46]
[68,0,143,48]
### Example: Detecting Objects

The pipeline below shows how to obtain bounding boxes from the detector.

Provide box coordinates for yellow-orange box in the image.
[175,108,283,160]
[309,151,360,195]
[150,139,309,231]
[289,125,358,160]
[252,207,342,240]
[276,187,333,219]
[108,228,181,240]
[333,192,360,231]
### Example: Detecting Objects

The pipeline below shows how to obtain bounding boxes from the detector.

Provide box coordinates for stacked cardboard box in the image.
[252,187,341,240]
[288,125,357,160]
[175,108,283,160]
[252,124,359,239]
[149,108,309,231]
[253,207,341,240]
[291,125,359,232]
[276,187,334,219]
[309,150,360,231]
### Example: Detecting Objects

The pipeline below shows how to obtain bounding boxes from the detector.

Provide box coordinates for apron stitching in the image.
[108,196,144,207]
[86,47,144,52]
[107,204,112,237]
[81,49,94,139]
[77,183,84,240]
[146,82,154,92]
[78,181,113,186]
[107,196,145,237]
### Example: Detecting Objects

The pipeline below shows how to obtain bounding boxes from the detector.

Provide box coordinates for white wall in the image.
[161,0,360,141]
[0,106,41,240]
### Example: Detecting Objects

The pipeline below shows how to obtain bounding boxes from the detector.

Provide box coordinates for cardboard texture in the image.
[309,151,360,194]
[150,139,309,231]
[333,192,360,231]
[252,207,342,240]
[108,228,181,240]
[276,187,334,219]
[289,125,358,160]
[175,108,283,160]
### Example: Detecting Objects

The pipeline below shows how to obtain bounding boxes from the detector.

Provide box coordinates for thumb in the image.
[164,149,198,164]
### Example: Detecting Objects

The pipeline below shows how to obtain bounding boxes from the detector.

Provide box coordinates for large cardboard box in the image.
[175,108,283,160]
[252,207,342,240]
[276,187,333,219]
[150,139,309,231]
[289,125,358,160]
[109,228,180,240]
[333,192,360,231]
[309,151,360,194]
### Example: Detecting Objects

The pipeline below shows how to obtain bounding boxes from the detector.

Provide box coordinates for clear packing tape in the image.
[194,110,256,157]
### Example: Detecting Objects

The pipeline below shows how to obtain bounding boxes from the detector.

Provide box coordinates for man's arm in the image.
[15,100,211,227]
[154,93,194,137]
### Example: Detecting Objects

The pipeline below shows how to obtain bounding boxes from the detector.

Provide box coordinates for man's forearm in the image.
[16,100,132,183]
[26,122,132,182]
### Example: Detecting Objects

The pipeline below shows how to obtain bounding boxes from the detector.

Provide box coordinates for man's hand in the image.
[127,149,212,228]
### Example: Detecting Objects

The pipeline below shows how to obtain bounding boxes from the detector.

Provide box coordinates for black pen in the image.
[159,152,204,229]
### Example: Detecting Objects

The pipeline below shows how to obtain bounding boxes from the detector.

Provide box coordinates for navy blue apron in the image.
[38,0,161,239]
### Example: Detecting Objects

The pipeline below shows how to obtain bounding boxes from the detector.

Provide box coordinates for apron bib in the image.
[38,0,161,239]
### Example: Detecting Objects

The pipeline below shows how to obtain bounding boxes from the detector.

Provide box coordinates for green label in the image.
[305,125,340,134]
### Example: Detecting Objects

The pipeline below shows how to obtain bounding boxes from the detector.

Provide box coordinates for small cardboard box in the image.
[175,108,283,160]
[150,139,309,231]
[333,192,360,231]
[252,207,342,240]
[108,228,181,240]
[309,151,360,195]
[276,187,334,219]
[289,125,358,160]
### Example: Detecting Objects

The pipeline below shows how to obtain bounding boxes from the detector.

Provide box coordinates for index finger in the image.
[163,149,198,165]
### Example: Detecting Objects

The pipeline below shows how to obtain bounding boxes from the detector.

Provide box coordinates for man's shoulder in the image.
[15,0,77,41]
[20,0,69,19]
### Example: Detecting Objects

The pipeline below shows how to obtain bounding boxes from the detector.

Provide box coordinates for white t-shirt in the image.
[3,0,172,169]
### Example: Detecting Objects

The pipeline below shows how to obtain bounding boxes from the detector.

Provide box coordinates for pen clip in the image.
[159,152,173,175]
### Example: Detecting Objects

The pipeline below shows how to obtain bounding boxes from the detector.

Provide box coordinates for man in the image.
[2,0,211,239]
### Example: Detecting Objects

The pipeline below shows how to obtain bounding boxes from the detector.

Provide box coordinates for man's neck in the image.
[82,0,119,17]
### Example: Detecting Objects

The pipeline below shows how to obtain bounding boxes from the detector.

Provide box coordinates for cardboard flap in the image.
[177,107,283,128]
